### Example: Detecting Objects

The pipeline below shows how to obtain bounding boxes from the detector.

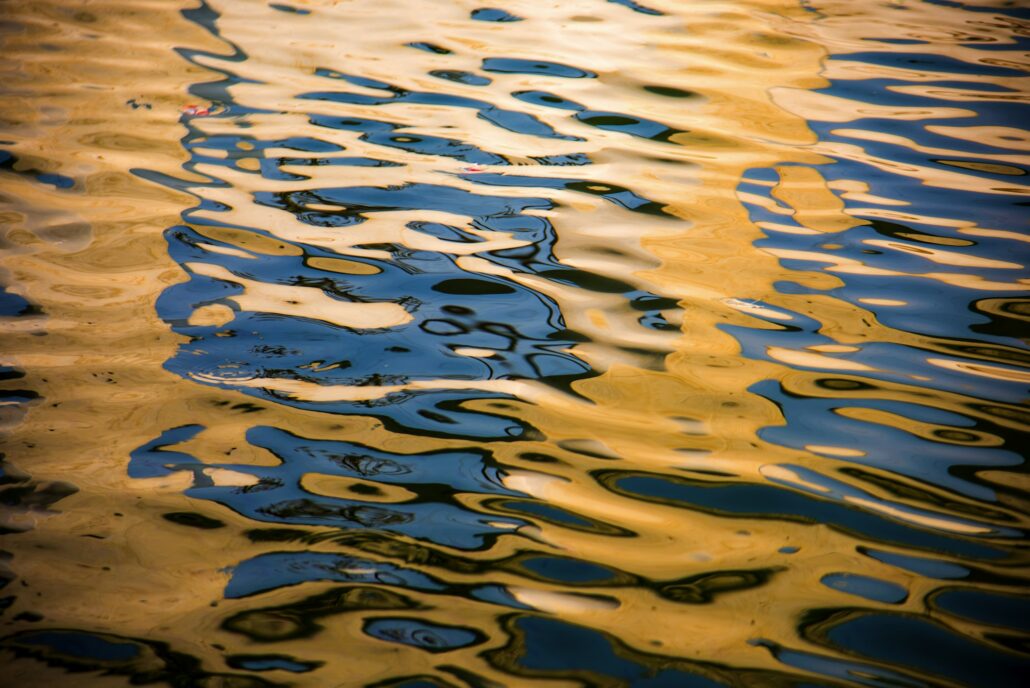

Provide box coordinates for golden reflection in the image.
[186,261,414,328]
[1,0,1027,685]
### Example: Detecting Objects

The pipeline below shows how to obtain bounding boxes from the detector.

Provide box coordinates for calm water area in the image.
[0,0,1028,686]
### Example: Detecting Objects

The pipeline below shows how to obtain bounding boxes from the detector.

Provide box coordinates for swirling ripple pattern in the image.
[0,0,1027,686]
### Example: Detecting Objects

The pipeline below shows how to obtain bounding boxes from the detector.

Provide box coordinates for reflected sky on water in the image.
[0,0,1027,686]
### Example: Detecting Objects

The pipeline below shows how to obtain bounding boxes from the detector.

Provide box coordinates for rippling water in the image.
[1,0,1028,685]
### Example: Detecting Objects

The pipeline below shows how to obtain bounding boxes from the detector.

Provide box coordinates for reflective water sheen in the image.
[1,0,1028,685]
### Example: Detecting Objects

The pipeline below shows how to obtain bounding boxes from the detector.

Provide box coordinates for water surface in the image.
[1,0,1028,686]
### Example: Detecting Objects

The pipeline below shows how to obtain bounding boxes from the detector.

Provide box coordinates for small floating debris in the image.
[181,103,212,116]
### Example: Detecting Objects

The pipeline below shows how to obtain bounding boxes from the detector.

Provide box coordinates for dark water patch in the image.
[269,3,309,14]
[499,615,697,684]
[261,180,550,218]
[256,156,403,181]
[222,585,424,643]
[11,630,141,662]
[609,0,664,16]
[158,206,593,438]
[488,615,828,687]
[227,654,323,672]
[470,8,522,22]
[482,58,596,79]
[819,573,908,604]
[0,150,75,190]
[511,90,585,111]
[530,152,592,166]
[487,498,633,536]
[659,568,782,604]
[507,91,685,143]
[432,278,517,295]
[162,511,226,529]
[603,471,1009,559]
[461,172,672,216]
[929,307,1030,357]
[515,555,623,585]
[34,172,74,189]
[643,85,699,98]
[310,119,511,165]
[306,71,575,140]
[407,221,485,244]
[751,637,930,688]
[929,588,1030,633]
[226,550,524,609]
[407,41,451,54]
[839,51,1028,78]
[0,476,77,513]
[574,110,684,142]
[868,38,928,45]
[1,629,284,687]
[363,617,485,652]
[753,380,1024,502]
[429,69,492,86]
[0,287,40,317]
[801,609,1030,688]
[132,424,527,549]
[368,676,459,688]
[859,547,971,580]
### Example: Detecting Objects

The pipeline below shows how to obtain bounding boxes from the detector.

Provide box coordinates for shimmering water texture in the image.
[1,0,1028,686]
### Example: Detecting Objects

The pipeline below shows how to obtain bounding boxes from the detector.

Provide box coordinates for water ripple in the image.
[0,0,1027,686]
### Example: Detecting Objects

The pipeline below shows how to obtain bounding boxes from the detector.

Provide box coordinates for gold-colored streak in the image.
[927,125,1030,153]
[926,357,1030,384]
[771,87,975,123]
[843,496,992,535]
[186,261,413,329]
[831,127,1030,165]
[809,140,1030,196]
[863,239,1023,270]
[837,407,1004,448]
[766,248,1030,291]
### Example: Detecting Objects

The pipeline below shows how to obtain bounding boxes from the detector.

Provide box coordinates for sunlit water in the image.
[1,0,1028,686]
